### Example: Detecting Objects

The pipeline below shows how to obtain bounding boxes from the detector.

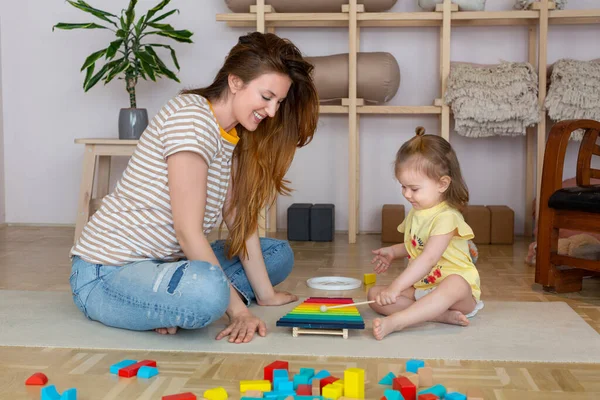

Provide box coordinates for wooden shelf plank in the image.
[549,9,600,25]
[319,105,441,114]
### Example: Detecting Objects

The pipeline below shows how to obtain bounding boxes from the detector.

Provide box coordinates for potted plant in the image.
[53,0,194,139]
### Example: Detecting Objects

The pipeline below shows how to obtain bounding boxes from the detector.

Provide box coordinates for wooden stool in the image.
[73,139,137,244]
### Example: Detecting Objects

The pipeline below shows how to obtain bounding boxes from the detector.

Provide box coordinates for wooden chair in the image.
[535,119,600,293]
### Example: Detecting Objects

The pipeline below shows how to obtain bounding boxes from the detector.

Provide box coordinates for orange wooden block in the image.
[418,366,433,387]
[25,372,48,385]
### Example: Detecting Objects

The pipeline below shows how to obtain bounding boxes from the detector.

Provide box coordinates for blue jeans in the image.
[69,238,294,331]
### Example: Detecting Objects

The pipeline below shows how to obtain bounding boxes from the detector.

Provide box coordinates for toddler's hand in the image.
[376,286,400,306]
[371,247,394,274]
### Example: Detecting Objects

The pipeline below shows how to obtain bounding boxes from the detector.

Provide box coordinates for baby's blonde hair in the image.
[394,127,469,210]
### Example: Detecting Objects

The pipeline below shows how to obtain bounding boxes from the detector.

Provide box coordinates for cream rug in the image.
[1,290,599,363]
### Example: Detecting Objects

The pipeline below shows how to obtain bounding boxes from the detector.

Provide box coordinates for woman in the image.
[69,32,319,344]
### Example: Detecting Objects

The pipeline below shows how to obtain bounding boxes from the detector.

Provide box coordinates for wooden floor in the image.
[1,225,599,399]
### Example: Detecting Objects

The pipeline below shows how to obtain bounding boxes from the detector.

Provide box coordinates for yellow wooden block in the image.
[363,273,376,285]
[240,380,271,393]
[203,386,228,400]
[323,382,344,399]
[344,368,365,398]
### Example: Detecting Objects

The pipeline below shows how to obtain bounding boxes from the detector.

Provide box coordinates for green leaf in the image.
[83,62,113,91]
[148,22,174,31]
[52,22,108,31]
[116,29,128,39]
[139,59,156,81]
[104,58,129,84]
[135,50,157,67]
[120,15,127,30]
[83,64,95,89]
[66,1,118,27]
[125,0,137,28]
[105,39,123,60]
[134,15,145,37]
[144,46,179,82]
[148,30,193,43]
[148,43,180,70]
[149,9,177,24]
[80,48,107,71]
[145,0,170,22]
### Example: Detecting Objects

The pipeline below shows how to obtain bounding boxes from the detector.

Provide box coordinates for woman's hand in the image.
[371,247,395,274]
[256,290,298,306]
[216,309,267,344]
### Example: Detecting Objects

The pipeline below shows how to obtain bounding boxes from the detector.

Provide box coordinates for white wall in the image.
[0,17,5,224]
[0,0,598,234]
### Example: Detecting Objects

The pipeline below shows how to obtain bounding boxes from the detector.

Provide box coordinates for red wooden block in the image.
[418,395,439,400]
[264,360,289,382]
[25,372,48,385]
[297,384,312,395]
[381,397,387,400]
[320,376,339,391]
[161,393,197,400]
[118,359,157,378]
[392,376,416,400]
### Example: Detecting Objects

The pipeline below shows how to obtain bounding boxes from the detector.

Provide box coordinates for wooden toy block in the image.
[118,359,157,378]
[406,359,425,374]
[393,376,416,400]
[312,379,321,395]
[60,388,77,400]
[109,359,137,374]
[383,389,403,400]
[417,366,433,387]
[240,380,271,393]
[399,372,419,387]
[41,385,61,400]
[203,387,228,400]
[466,388,485,400]
[297,384,312,395]
[344,367,365,398]
[137,366,159,379]
[25,372,48,385]
[264,360,289,382]
[323,382,344,399]
[446,392,467,400]
[162,393,197,400]
[363,273,376,285]
[379,371,395,385]
[418,394,438,400]
[382,204,405,243]
[242,390,264,398]
[320,375,340,391]
[299,367,315,377]
[277,380,293,392]
[418,384,446,398]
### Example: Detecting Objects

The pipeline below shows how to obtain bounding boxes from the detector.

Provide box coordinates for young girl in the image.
[368,127,483,340]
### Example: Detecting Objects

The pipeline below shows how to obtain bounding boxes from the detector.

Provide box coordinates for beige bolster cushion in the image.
[306,52,401,104]
[225,0,397,13]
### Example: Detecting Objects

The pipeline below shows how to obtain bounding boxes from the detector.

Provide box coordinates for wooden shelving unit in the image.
[217,0,600,243]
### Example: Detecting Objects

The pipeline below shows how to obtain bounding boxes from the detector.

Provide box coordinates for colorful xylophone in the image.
[276,297,365,331]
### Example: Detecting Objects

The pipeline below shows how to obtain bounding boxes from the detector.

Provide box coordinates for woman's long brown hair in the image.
[182,32,319,259]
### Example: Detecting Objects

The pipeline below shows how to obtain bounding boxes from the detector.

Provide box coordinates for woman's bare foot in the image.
[155,327,178,335]
[434,310,469,326]
[372,316,405,340]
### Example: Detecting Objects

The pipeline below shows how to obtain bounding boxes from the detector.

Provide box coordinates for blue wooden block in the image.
[446,392,467,400]
[60,388,77,400]
[273,369,288,379]
[293,373,311,388]
[276,380,293,392]
[309,370,330,383]
[299,367,315,377]
[379,371,396,385]
[109,359,137,374]
[137,366,159,379]
[406,359,425,373]
[41,385,61,400]
[418,384,447,398]
[384,389,404,400]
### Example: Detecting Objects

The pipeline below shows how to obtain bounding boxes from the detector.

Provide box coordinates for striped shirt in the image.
[70,94,239,266]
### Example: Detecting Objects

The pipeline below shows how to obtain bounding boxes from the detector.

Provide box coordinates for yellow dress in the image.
[398,201,482,301]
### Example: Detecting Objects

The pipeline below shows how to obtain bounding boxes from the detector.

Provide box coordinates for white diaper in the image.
[414,287,484,318]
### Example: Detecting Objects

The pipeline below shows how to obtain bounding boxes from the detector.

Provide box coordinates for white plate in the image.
[306,276,362,291]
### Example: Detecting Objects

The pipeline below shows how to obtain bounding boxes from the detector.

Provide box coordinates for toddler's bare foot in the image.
[373,316,405,340]
[155,327,178,335]
[434,310,469,326]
